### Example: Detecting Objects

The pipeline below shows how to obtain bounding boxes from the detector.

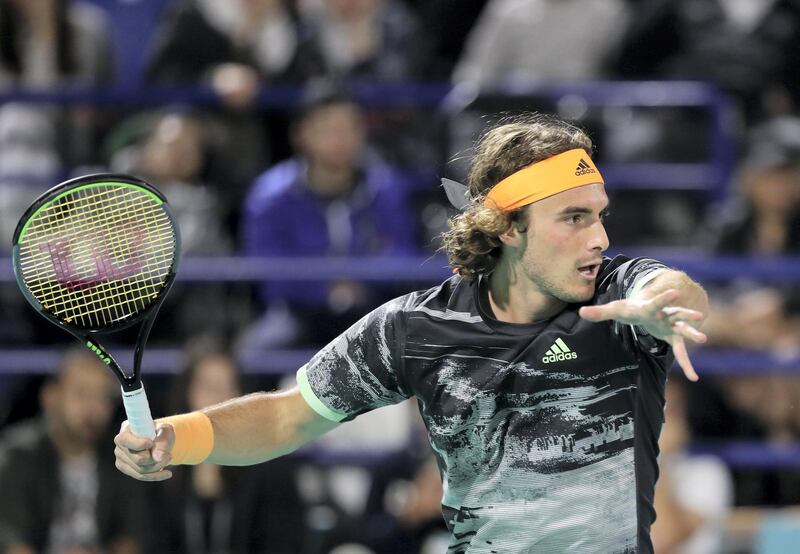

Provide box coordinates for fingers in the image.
[114,444,172,481]
[152,424,175,464]
[671,335,699,382]
[113,420,173,481]
[647,289,680,311]
[115,421,154,453]
[669,320,706,382]
[580,290,683,325]
[115,457,172,482]
[114,443,155,469]
[579,300,627,322]
[672,320,707,344]
[659,306,705,324]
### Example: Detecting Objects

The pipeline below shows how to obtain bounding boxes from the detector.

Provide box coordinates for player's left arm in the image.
[579,269,709,381]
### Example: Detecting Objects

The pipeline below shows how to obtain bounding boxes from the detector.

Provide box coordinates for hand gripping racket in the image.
[12,174,180,440]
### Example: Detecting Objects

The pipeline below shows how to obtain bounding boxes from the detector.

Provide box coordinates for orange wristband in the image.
[157,412,214,465]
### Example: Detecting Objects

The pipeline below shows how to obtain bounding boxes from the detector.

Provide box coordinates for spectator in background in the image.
[152,341,304,554]
[106,109,237,342]
[295,0,423,82]
[0,348,147,554]
[452,0,629,88]
[615,0,800,122]
[0,0,114,247]
[698,115,800,506]
[113,110,233,256]
[145,0,299,187]
[703,115,800,352]
[147,0,304,98]
[712,116,800,257]
[0,0,112,87]
[295,0,434,170]
[0,0,113,169]
[241,83,417,347]
[651,377,733,554]
[357,454,448,554]
[413,0,488,79]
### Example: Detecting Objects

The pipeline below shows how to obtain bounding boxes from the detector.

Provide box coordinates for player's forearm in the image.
[639,270,709,319]
[202,387,336,466]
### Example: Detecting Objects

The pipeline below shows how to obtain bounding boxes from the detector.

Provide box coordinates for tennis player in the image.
[114,114,709,553]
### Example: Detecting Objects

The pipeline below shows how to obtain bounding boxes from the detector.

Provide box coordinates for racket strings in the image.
[17,183,177,328]
[21,190,174,326]
[20,188,168,273]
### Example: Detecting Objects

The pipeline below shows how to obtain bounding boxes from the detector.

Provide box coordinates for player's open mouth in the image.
[577,264,600,279]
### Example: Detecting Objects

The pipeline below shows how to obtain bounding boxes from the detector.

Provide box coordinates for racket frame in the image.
[11,173,181,392]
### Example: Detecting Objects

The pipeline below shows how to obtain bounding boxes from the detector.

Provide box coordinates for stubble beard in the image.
[524,259,595,305]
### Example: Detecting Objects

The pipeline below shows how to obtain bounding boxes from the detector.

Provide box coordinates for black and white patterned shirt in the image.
[298,255,672,553]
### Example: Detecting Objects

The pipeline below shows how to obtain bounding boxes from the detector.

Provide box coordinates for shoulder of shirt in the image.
[593,254,670,300]
[597,253,668,281]
[595,254,633,288]
[380,275,479,319]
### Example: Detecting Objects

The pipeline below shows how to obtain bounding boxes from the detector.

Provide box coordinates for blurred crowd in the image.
[1,0,800,553]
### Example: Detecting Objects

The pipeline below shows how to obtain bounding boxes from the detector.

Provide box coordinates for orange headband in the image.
[484,149,604,212]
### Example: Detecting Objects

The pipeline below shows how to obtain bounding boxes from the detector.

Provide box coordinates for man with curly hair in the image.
[114,114,708,554]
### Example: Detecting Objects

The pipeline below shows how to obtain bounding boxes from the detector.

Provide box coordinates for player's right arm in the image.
[113,386,338,482]
[116,296,411,482]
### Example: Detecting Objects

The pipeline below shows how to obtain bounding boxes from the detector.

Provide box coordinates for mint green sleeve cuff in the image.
[296,365,348,423]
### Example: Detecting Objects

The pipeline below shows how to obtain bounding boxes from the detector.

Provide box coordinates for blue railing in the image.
[2,254,799,283]
[1,346,798,376]
[690,441,800,469]
[1,254,799,377]
[0,80,721,109]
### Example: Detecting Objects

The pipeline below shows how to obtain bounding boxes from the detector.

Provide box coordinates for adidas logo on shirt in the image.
[575,158,596,176]
[542,338,578,363]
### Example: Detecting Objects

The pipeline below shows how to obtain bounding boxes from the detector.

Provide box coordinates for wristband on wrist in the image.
[157,411,214,465]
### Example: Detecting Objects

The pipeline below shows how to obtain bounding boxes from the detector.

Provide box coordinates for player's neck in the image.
[487,259,566,324]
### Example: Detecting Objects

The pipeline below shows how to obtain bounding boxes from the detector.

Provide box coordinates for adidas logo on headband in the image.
[575,159,596,176]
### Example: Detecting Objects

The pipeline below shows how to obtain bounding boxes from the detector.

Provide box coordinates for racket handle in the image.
[121,385,157,440]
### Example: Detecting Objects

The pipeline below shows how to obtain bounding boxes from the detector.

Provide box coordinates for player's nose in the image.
[587,221,609,252]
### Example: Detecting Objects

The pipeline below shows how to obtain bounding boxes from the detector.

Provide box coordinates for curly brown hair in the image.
[441,113,593,279]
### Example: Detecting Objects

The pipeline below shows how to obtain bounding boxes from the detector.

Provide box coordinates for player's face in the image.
[518,183,610,303]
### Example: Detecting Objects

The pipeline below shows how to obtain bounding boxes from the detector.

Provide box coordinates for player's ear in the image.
[498,209,529,247]
[498,224,521,246]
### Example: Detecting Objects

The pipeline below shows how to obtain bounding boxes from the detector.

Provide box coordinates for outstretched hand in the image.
[578,289,707,381]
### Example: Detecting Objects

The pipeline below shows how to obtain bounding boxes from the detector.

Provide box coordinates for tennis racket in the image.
[12,173,180,440]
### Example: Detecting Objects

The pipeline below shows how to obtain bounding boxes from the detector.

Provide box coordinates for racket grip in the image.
[121,385,157,440]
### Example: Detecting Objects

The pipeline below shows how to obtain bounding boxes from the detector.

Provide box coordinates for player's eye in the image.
[566,214,583,225]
